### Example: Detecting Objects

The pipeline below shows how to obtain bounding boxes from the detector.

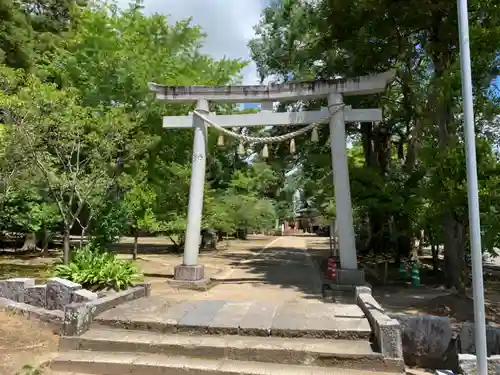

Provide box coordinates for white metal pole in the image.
[457,0,488,373]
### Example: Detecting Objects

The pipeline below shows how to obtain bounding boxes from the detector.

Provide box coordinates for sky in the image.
[135,0,271,86]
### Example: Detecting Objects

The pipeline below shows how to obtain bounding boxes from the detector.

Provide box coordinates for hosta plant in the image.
[53,245,143,291]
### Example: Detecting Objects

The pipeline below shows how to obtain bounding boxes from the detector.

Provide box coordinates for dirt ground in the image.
[115,235,275,298]
[308,236,500,327]
[0,310,58,375]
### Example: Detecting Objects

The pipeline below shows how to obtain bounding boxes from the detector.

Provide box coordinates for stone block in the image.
[355,285,371,300]
[393,315,456,369]
[336,268,365,285]
[25,284,47,308]
[63,303,93,336]
[174,264,205,281]
[459,322,500,356]
[378,318,403,359]
[72,289,98,303]
[5,278,35,302]
[47,277,81,310]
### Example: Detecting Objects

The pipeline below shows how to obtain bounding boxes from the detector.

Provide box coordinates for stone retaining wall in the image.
[0,277,100,308]
[0,277,150,336]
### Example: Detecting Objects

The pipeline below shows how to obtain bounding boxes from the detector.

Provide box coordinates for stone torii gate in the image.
[149,70,395,286]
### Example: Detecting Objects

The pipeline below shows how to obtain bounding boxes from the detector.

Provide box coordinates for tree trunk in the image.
[443,214,466,294]
[133,229,138,260]
[63,229,71,265]
[417,229,424,256]
[21,232,38,251]
[80,227,86,248]
[236,228,247,240]
[41,229,50,257]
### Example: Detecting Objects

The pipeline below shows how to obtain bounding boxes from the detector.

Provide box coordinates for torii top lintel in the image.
[148,70,395,104]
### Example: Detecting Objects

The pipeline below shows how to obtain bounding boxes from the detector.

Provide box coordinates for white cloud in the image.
[131,0,270,85]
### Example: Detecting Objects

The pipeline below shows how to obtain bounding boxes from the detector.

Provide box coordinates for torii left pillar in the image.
[173,98,210,285]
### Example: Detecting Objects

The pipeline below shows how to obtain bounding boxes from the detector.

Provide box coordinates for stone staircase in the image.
[49,297,405,374]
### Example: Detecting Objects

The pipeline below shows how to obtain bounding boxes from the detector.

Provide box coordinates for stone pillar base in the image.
[168,264,210,288]
[336,268,365,286]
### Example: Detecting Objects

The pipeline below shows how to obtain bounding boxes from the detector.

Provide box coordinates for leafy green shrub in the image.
[53,246,143,291]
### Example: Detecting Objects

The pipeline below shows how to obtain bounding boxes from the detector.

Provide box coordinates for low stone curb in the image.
[355,286,403,359]
[0,297,64,333]
[63,283,151,336]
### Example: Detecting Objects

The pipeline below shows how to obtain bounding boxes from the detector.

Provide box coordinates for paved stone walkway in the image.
[95,297,370,338]
[203,236,323,302]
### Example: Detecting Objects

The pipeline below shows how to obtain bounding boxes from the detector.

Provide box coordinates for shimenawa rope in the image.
[192,103,347,144]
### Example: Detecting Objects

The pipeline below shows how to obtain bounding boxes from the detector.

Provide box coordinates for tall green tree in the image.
[43,0,247,241]
[0,67,136,263]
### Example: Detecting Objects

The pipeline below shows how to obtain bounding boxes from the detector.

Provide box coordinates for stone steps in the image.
[50,350,404,375]
[51,297,405,374]
[59,327,403,372]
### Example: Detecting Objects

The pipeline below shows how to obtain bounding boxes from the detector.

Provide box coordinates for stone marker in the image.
[5,278,35,302]
[25,284,47,308]
[72,289,99,303]
[47,277,81,310]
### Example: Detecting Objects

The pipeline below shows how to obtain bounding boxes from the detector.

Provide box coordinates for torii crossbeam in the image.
[149,70,395,287]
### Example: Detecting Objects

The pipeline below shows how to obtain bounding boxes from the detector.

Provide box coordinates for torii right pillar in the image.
[328,92,364,285]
